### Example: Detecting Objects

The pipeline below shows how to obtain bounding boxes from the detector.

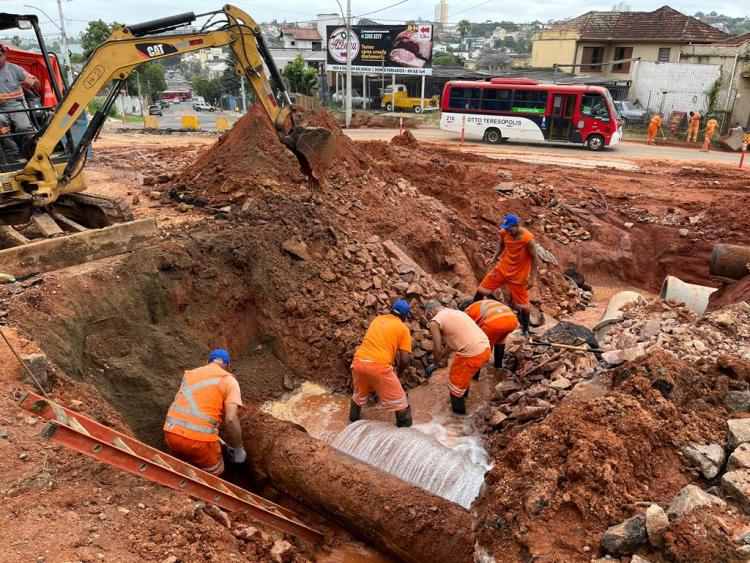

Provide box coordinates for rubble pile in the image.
[600,300,750,366]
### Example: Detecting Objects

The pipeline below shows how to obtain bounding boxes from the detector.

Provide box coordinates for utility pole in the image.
[345,0,352,128]
[56,0,73,83]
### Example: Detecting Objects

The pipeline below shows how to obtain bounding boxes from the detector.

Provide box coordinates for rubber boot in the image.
[519,309,531,338]
[493,343,506,369]
[395,406,413,427]
[450,393,467,415]
[349,400,361,423]
[472,292,485,302]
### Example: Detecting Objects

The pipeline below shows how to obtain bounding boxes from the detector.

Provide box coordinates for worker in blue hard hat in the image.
[349,299,414,427]
[163,348,245,475]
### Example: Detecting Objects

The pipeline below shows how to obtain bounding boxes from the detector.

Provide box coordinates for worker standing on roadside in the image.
[163,349,245,475]
[646,113,663,144]
[459,298,518,371]
[686,111,701,143]
[474,213,538,337]
[424,300,490,415]
[350,300,413,427]
[700,116,719,152]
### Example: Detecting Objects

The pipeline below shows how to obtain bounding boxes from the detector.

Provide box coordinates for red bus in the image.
[440,78,623,150]
[162,90,192,102]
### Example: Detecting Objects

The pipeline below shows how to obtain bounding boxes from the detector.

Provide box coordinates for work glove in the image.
[226,446,247,464]
[425,364,438,378]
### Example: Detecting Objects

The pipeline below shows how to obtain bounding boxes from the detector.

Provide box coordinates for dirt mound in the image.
[707,275,750,312]
[390,129,419,148]
[474,349,740,562]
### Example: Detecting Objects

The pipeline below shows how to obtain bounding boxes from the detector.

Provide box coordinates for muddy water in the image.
[265,364,498,508]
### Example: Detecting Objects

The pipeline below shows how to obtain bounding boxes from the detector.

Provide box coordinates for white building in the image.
[280,27,322,50]
[316,13,344,47]
[434,0,449,27]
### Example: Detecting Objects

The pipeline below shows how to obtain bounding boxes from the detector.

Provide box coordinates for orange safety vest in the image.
[163,363,232,442]
[466,300,516,329]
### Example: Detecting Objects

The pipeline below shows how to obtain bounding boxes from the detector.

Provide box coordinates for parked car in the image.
[148,104,163,116]
[331,89,371,108]
[192,101,215,112]
[614,100,649,125]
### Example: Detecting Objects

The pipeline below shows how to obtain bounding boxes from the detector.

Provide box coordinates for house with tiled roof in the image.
[681,33,750,129]
[280,27,323,50]
[531,6,730,79]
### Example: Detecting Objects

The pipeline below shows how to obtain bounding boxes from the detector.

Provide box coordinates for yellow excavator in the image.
[0,6,335,237]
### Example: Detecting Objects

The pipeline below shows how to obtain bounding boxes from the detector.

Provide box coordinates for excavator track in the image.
[52,192,134,229]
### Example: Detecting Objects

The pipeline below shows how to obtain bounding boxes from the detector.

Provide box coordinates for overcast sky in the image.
[8,0,749,38]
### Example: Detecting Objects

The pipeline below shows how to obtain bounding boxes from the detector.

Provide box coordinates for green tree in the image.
[129,62,167,103]
[281,55,317,96]
[457,19,472,42]
[219,52,241,95]
[80,20,114,58]
[11,36,22,47]
[434,53,463,66]
[191,75,222,103]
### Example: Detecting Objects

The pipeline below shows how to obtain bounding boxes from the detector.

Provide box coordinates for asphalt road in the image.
[145,102,241,131]
[344,127,745,167]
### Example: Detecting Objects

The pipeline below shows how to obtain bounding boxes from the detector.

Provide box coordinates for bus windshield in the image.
[604,88,621,120]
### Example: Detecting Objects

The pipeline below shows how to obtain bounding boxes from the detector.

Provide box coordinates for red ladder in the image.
[18,391,323,543]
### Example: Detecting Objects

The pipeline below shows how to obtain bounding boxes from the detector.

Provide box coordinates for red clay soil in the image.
[390,129,419,148]
[474,349,746,562]
[707,275,750,312]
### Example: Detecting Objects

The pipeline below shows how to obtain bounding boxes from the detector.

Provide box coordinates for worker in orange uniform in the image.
[686,111,701,143]
[424,300,491,415]
[646,113,663,144]
[700,116,719,152]
[350,299,413,427]
[163,349,245,475]
[474,214,538,338]
[459,298,518,371]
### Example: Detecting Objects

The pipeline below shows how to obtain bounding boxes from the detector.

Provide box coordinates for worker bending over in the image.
[700,117,719,152]
[459,298,518,371]
[474,213,538,337]
[163,349,245,475]
[646,114,663,144]
[686,111,700,143]
[424,300,490,415]
[350,299,413,427]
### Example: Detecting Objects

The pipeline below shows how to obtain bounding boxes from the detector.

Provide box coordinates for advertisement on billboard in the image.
[326,24,433,75]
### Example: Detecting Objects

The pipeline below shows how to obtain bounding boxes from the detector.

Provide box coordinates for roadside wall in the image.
[630,61,722,116]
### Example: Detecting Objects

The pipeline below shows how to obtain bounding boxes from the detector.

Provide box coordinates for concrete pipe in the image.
[239,405,475,563]
[659,275,718,315]
[709,244,750,282]
[592,290,645,341]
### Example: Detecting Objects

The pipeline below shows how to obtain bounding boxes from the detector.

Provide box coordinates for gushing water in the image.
[332,420,490,508]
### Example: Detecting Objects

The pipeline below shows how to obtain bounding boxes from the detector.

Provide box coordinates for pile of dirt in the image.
[707,275,750,312]
[474,348,744,562]
[390,129,419,148]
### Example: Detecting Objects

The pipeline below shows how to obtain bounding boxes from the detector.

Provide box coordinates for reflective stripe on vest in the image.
[172,377,223,424]
[0,88,24,103]
[164,415,219,435]
[477,301,514,325]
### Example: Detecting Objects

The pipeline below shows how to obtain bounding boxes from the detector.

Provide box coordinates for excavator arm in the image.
[13,5,334,210]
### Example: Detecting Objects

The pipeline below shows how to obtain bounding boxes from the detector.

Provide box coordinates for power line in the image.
[355,0,409,18]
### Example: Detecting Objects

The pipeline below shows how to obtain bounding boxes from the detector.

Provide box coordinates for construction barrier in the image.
[216,117,231,132]
[143,116,160,129]
[181,115,201,130]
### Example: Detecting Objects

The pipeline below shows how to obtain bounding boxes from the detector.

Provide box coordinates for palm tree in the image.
[457,19,471,42]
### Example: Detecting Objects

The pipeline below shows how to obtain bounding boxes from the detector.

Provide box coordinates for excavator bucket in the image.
[282,127,337,182]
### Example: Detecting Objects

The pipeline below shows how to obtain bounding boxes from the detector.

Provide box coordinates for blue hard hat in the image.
[208,349,231,365]
[500,213,520,230]
[391,299,411,318]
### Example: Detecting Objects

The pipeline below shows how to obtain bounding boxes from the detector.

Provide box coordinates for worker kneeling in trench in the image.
[349,299,413,427]
[163,349,246,475]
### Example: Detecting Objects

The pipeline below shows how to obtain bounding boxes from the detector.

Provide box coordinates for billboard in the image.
[326,24,433,76]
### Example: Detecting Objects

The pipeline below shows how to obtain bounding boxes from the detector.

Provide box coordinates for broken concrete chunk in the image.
[270,539,294,563]
[722,470,750,512]
[630,556,652,563]
[681,443,726,479]
[728,419,750,447]
[601,514,646,554]
[725,390,750,413]
[548,377,572,391]
[601,350,625,366]
[679,228,689,237]
[667,484,726,520]
[624,222,634,229]
[645,504,669,548]
[728,443,750,472]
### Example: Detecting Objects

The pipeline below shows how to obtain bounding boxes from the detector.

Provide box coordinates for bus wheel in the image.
[586,134,605,151]
[413,105,423,113]
[485,128,503,144]
[385,103,393,111]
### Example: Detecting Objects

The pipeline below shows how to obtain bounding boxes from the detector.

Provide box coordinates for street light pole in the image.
[345,0,352,128]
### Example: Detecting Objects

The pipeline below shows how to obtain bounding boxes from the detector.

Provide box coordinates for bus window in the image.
[480,88,512,112]
[449,87,481,110]
[580,94,610,121]
[512,90,547,114]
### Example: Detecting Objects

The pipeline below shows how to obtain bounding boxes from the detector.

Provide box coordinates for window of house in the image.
[512,90,548,114]
[480,88,513,112]
[448,87,482,110]
[658,48,671,62]
[612,47,633,73]
[580,94,610,120]
[581,47,604,72]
